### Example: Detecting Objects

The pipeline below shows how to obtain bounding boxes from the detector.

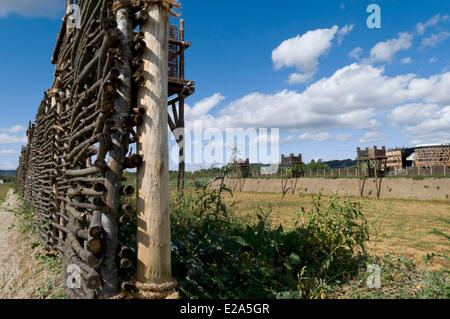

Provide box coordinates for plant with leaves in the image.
[425,218,450,265]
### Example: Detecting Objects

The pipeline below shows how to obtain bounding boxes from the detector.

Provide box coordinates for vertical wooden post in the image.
[55,90,65,241]
[357,160,361,197]
[49,89,59,247]
[373,160,379,199]
[101,2,133,298]
[137,3,172,285]
[177,19,186,194]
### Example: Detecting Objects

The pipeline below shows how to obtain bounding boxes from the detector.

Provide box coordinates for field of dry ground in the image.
[223,191,450,271]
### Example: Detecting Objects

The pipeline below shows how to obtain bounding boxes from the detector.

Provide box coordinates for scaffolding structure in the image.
[386,150,402,170]
[414,145,450,168]
[386,148,415,171]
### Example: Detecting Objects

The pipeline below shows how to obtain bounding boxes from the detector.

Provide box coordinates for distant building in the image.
[414,144,450,168]
[280,154,303,166]
[0,180,4,184]
[386,148,415,170]
[232,159,250,178]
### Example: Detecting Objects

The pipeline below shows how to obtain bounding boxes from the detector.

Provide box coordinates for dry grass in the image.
[0,189,62,299]
[222,191,450,271]
[0,184,9,200]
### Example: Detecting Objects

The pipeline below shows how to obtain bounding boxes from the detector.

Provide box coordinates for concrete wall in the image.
[211,178,450,201]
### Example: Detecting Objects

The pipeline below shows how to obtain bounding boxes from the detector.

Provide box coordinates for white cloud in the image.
[401,57,412,64]
[184,62,450,148]
[299,132,331,142]
[185,93,225,120]
[0,125,26,133]
[407,72,450,105]
[349,47,363,60]
[272,25,353,84]
[0,133,27,145]
[336,133,352,142]
[387,103,441,126]
[288,72,314,84]
[0,0,64,18]
[366,32,413,64]
[430,57,439,63]
[359,131,384,144]
[197,64,449,129]
[404,106,450,145]
[281,135,294,144]
[388,103,450,145]
[421,31,450,47]
[0,149,20,154]
[416,14,449,35]
[337,25,354,45]
[0,160,17,170]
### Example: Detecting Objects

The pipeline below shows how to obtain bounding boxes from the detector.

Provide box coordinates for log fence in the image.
[16,0,192,299]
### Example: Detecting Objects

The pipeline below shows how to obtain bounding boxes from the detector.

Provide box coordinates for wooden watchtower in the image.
[233,159,251,178]
[356,146,387,198]
[281,153,303,178]
[167,20,195,193]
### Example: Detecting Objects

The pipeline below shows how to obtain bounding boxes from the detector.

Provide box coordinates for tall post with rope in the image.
[136,0,180,298]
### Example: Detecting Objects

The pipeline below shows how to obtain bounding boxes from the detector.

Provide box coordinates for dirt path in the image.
[0,189,60,298]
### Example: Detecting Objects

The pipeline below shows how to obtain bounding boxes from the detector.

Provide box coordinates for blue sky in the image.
[1,0,450,170]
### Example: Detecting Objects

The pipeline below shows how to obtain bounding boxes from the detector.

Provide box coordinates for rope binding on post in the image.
[113,0,181,17]
[110,280,179,299]
[138,0,181,17]
[112,0,134,15]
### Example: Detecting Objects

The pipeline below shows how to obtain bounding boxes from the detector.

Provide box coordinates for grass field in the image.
[219,190,449,271]
[0,184,10,202]
[169,177,210,188]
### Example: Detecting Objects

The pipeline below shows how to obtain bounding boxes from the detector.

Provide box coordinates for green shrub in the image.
[170,175,370,299]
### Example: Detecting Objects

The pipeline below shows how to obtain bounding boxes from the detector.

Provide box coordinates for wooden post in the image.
[137,3,173,286]
[373,160,379,199]
[177,19,186,194]
[357,160,361,197]
[101,2,133,298]
[49,89,59,246]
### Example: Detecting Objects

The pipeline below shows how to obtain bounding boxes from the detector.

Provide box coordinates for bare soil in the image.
[212,177,450,201]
